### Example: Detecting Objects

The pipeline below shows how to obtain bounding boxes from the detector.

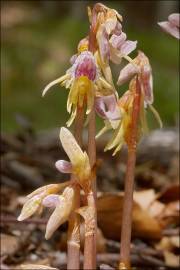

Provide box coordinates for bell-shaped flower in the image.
[17,183,68,221]
[158,13,180,39]
[56,127,92,193]
[42,38,113,127]
[45,186,76,239]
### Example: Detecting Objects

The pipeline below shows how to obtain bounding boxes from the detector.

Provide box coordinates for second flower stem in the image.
[67,106,84,270]
[119,77,141,269]
[83,108,97,269]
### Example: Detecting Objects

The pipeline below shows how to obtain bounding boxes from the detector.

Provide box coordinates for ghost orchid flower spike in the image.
[94,4,137,86]
[45,186,75,239]
[59,127,92,192]
[18,183,69,221]
[158,13,180,39]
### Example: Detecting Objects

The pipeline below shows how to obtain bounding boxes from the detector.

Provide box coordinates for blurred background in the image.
[1,0,179,132]
[1,3,179,269]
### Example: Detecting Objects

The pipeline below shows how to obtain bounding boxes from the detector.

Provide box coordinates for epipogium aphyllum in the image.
[18,2,163,270]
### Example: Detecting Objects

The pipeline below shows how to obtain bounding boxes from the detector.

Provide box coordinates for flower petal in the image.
[158,21,180,39]
[27,184,62,199]
[95,95,121,120]
[104,17,117,35]
[70,54,78,65]
[168,13,180,27]
[109,32,127,50]
[55,160,72,174]
[42,74,70,97]
[96,25,110,63]
[117,63,139,86]
[45,187,75,239]
[96,119,115,139]
[112,21,122,35]
[60,127,85,167]
[141,65,154,104]
[120,40,137,55]
[104,121,124,151]
[149,104,163,129]
[42,194,60,208]
[86,86,94,115]
[18,195,41,221]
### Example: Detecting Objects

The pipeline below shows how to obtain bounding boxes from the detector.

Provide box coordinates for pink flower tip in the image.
[55,160,72,174]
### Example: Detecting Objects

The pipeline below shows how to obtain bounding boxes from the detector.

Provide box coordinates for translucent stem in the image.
[119,77,141,269]
[67,106,84,270]
[83,108,97,270]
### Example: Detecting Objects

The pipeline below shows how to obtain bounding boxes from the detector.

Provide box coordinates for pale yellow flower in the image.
[58,127,92,193]
[42,40,113,127]
[45,186,76,239]
[17,184,65,221]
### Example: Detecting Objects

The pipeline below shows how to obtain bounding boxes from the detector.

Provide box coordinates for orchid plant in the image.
[18,3,164,270]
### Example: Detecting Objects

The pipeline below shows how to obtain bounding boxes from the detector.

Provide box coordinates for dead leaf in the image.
[97,193,162,240]
[158,184,180,203]
[0,234,19,257]
[155,236,180,253]
[164,251,180,267]
[156,237,174,252]
[170,236,180,248]
[159,200,179,225]
[148,200,165,218]
[19,265,57,270]
[133,189,156,210]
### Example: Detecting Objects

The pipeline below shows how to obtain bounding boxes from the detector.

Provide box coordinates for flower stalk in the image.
[83,6,97,269]
[119,77,141,269]
[67,106,84,270]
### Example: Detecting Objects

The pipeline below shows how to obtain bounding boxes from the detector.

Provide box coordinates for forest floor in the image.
[1,124,179,270]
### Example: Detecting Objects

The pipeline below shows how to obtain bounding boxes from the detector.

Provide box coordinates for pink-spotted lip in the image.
[71,51,99,82]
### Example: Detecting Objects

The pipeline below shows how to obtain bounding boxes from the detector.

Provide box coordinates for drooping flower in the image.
[98,88,134,156]
[97,69,162,156]
[17,184,67,221]
[45,186,76,239]
[56,127,92,193]
[117,51,162,128]
[42,38,113,127]
[18,183,76,239]
[158,13,180,39]
[118,50,153,105]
